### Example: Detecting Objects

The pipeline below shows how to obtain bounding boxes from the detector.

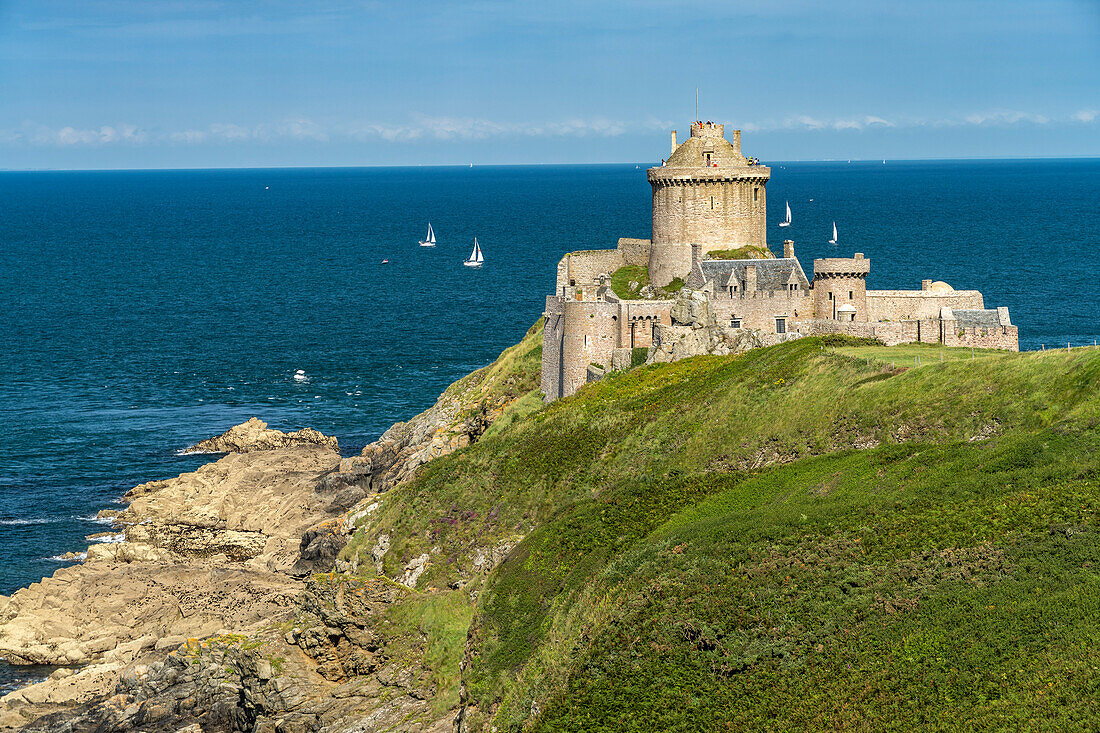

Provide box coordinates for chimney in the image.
[744,264,757,295]
[783,240,795,259]
[922,279,932,291]
[671,130,677,154]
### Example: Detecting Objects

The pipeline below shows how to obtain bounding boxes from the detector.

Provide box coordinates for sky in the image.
[1,0,1098,169]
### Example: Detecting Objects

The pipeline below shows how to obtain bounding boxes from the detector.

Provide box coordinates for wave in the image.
[76,514,116,525]
[89,533,126,544]
[2,514,118,526]
[175,447,216,456]
[45,552,86,562]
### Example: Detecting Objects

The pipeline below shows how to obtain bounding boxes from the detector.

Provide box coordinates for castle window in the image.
[569,279,576,286]
[776,318,787,334]
[753,187,759,202]
[584,335,589,347]
[828,292,833,301]
[730,318,742,329]
[849,291,854,299]
[704,152,712,166]
[711,196,714,209]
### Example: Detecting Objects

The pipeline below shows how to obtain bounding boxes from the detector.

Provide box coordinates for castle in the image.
[541,122,1019,401]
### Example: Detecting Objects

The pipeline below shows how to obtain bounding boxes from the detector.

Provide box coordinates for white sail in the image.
[779,200,791,227]
[829,221,838,244]
[465,238,483,266]
[419,222,436,246]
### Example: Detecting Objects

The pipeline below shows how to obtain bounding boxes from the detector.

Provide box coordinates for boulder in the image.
[187,417,338,454]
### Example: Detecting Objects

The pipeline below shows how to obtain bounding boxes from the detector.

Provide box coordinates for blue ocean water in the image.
[1,159,1098,690]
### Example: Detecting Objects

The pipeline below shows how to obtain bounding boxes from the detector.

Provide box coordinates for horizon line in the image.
[3,154,1099,173]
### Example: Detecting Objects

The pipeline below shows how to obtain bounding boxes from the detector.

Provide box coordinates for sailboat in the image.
[779,201,792,227]
[828,222,838,245]
[464,238,484,267]
[418,222,436,247]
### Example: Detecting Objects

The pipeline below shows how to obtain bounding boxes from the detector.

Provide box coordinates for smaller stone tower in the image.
[647,122,770,286]
[812,253,870,321]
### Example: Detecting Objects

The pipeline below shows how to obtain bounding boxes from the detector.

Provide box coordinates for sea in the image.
[1,159,1098,691]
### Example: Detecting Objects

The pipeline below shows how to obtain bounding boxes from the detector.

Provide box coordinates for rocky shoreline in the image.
[0,319,545,732]
[0,393,499,731]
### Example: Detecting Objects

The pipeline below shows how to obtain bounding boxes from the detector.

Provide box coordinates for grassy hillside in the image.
[343,337,1100,731]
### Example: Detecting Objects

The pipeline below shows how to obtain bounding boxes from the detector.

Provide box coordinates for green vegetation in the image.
[388,590,475,716]
[610,265,649,299]
[343,336,1100,731]
[444,318,544,411]
[839,341,1005,367]
[630,347,649,368]
[610,266,685,300]
[704,244,775,260]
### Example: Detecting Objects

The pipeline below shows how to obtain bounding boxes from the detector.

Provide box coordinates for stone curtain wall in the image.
[944,325,1020,351]
[557,250,626,294]
[866,290,985,321]
[710,290,813,331]
[615,238,653,267]
[621,301,673,349]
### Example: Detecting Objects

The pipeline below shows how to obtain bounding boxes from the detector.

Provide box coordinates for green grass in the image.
[610,265,649,300]
[838,342,1006,367]
[388,590,475,716]
[338,336,1100,731]
[610,266,686,300]
[704,245,775,260]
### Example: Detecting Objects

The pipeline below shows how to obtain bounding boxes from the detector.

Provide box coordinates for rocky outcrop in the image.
[0,431,343,729]
[0,322,543,730]
[187,418,338,454]
[648,288,803,364]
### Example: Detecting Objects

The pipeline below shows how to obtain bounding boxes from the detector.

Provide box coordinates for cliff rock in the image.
[186,417,338,454]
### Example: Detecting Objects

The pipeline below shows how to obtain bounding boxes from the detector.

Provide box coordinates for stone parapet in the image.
[647,167,771,184]
[812,257,871,276]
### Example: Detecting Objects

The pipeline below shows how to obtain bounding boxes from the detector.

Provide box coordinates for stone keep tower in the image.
[646,122,771,286]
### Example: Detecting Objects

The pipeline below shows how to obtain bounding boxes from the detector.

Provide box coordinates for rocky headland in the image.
[0,323,544,732]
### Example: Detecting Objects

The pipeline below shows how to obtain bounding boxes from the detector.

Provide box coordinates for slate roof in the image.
[953,309,1003,329]
[698,258,811,292]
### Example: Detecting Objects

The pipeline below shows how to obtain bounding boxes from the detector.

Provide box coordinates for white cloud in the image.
[3,108,1093,150]
[961,110,1049,126]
